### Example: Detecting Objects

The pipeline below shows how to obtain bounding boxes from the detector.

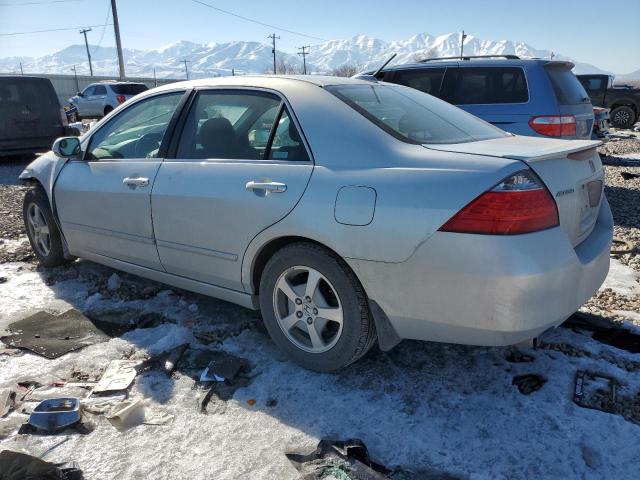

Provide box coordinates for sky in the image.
[0,0,639,74]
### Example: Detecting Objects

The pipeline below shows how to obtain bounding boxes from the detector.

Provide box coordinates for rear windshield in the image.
[545,66,590,105]
[111,83,148,95]
[326,84,506,144]
[0,78,58,108]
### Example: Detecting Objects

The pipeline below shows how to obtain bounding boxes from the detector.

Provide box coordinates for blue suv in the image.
[370,55,594,140]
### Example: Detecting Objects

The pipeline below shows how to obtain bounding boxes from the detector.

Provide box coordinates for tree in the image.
[331,64,361,77]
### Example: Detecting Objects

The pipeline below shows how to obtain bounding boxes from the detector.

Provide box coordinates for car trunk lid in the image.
[425,135,604,247]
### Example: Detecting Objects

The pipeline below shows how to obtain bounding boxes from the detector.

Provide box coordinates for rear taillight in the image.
[528,115,576,137]
[439,170,559,235]
[60,108,69,127]
[116,95,126,104]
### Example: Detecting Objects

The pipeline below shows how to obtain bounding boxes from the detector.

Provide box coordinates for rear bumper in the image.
[348,198,613,346]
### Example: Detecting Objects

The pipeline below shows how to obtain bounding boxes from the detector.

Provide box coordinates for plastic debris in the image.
[286,438,461,480]
[93,360,138,393]
[0,309,109,359]
[28,398,81,432]
[0,450,83,480]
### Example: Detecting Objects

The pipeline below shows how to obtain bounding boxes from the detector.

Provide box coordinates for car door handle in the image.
[245,181,287,193]
[123,177,149,187]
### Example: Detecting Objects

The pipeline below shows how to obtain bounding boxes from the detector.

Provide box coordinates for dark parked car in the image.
[0,76,75,157]
[577,74,640,129]
[363,55,594,140]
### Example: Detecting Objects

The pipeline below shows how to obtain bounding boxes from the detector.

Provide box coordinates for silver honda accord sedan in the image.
[19,75,612,371]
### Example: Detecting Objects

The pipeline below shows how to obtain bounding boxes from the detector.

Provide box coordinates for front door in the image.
[54,90,186,269]
[151,89,314,291]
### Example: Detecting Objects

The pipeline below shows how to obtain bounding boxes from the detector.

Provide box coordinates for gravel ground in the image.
[582,137,640,322]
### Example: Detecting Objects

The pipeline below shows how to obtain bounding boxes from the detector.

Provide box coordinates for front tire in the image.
[259,242,376,372]
[23,187,71,268]
[610,106,636,129]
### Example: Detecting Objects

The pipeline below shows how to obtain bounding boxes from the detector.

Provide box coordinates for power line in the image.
[0,0,82,5]
[191,0,327,42]
[0,24,112,37]
[90,0,112,56]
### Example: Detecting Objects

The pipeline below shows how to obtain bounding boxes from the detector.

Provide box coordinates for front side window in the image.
[176,90,307,161]
[391,68,445,97]
[327,84,506,144]
[82,86,95,97]
[85,92,183,160]
[454,67,528,104]
[94,85,107,95]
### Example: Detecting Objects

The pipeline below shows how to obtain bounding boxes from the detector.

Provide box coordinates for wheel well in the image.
[251,236,343,294]
[611,103,637,114]
[104,105,114,115]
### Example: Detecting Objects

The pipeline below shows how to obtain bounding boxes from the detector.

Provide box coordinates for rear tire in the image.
[103,105,114,117]
[610,106,636,129]
[259,242,376,372]
[23,187,71,268]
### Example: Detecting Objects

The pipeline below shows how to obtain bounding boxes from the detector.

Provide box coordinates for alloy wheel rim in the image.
[614,110,630,125]
[27,203,51,257]
[273,266,344,353]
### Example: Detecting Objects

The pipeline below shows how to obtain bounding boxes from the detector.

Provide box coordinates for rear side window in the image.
[454,67,528,104]
[0,78,58,108]
[579,76,604,92]
[390,68,445,97]
[545,66,590,105]
[111,84,148,95]
[94,85,107,95]
[327,84,506,144]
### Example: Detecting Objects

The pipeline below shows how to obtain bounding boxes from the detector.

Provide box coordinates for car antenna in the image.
[372,53,397,78]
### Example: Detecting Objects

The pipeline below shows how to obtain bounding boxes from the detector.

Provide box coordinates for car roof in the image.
[148,75,375,93]
[381,58,574,71]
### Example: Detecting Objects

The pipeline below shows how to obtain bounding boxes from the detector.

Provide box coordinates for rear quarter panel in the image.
[241,87,524,290]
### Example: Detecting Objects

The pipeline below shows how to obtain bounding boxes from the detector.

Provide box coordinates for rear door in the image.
[545,64,594,139]
[0,77,62,147]
[54,90,186,269]
[452,66,532,135]
[151,88,314,291]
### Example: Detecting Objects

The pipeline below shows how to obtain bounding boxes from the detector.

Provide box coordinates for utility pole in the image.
[79,28,94,76]
[231,68,235,76]
[19,62,24,75]
[111,0,125,80]
[71,65,79,92]
[182,59,190,80]
[298,45,310,75]
[460,30,467,59]
[550,51,555,60]
[153,67,157,87]
[268,33,280,74]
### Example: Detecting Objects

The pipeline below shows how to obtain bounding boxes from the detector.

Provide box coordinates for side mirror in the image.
[52,137,81,158]
[77,91,83,97]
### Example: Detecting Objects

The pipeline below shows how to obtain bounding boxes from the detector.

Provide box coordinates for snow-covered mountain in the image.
[0,32,613,78]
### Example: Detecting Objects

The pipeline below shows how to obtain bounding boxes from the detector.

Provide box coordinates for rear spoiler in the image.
[505,140,602,162]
